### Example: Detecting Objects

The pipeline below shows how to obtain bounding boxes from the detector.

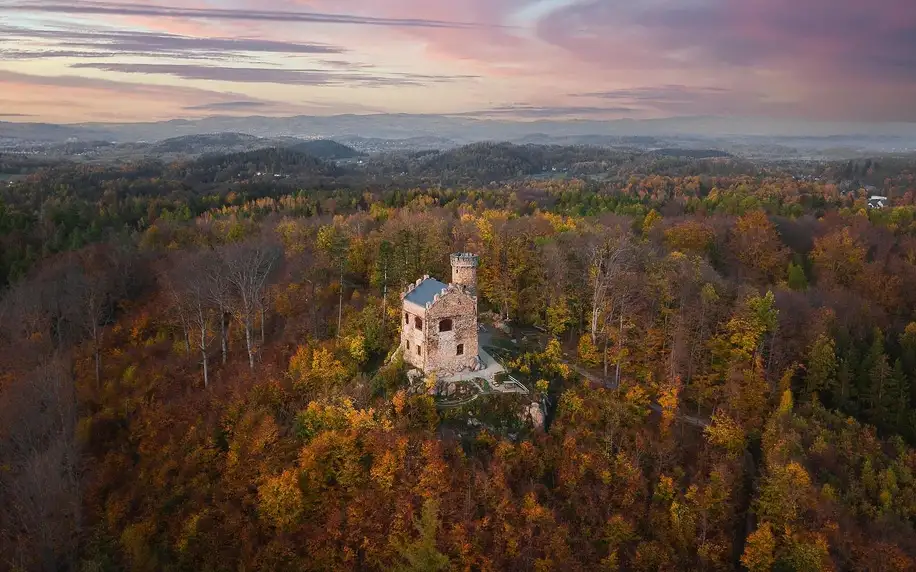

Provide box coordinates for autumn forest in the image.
[2,143,916,571]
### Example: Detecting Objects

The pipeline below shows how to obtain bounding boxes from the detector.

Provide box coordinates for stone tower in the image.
[450,253,479,296]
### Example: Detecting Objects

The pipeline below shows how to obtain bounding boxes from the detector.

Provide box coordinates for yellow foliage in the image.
[624,385,651,416]
[288,344,349,397]
[345,333,368,365]
[546,298,571,337]
[704,410,746,458]
[295,398,388,441]
[521,491,550,522]
[392,390,407,416]
[578,334,601,367]
[226,411,279,468]
[778,389,794,416]
[642,209,662,234]
[657,376,682,434]
[655,474,676,503]
[370,450,399,492]
[425,372,438,393]
[288,344,312,380]
[665,220,715,253]
[258,469,304,530]
[476,217,495,244]
[539,211,577,233]
[741,522,776,572]
[177,511,204,553]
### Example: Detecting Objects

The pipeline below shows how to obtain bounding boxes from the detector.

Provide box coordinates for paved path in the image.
[440,345,506,384]
[437,393,480,409]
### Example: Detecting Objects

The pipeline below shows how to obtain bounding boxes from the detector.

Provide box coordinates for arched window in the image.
[415,316,423,330]
[439,318,453,332]
[405,313,410,325]
[456,344,464,356]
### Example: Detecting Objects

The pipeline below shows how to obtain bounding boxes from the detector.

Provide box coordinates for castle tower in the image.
[450,253,479,296]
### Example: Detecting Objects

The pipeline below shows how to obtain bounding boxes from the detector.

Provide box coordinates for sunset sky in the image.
[1,0,915,123]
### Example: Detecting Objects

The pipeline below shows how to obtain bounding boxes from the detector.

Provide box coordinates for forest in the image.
[2,142,916,571]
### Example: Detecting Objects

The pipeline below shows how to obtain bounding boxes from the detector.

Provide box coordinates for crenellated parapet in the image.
[450,253,479,268]
[450,253,479,296]
[401,274,430,300]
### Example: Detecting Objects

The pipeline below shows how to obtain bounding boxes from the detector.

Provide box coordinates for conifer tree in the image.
[393,499,449,572]
[805,334,837,400]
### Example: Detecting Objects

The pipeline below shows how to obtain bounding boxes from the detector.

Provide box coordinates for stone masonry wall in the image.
[401,303,428,372]
[424,290,478,376]
[451,266,477,295]
[450,253,478,296]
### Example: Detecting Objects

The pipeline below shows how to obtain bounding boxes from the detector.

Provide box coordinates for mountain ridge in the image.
[4,114,916,146]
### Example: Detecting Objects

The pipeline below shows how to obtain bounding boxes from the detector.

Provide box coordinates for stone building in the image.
[400,253,480,376]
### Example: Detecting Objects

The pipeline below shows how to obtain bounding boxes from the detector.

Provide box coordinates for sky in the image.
[1,0,915,124]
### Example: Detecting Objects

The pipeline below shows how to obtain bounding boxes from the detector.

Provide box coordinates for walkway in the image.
[434,337,529,408]
[439,345,506,384]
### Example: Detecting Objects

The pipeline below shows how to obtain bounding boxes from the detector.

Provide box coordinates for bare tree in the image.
[162,269,193,358]
[586,225,634,347]
[36,258,81,350]
[220,239,280,371]
[316,223,351,341]
[378,240,392,339]
[162,251,218,387]
[73,247,116,387]
[0,356,80,571]
[0,278,53,363]
[203,251,232,365]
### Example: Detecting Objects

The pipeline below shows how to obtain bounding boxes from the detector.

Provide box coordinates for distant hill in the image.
[0,121,114,143]
[414,142,547,182]
[286,139,364,160]
[405,142,648,183]
[46,140,117,155]
[338,135,458,152]
[650,148,731,158]
[174,147,342,184]
[5,115,916,161]
[149,133,263,154]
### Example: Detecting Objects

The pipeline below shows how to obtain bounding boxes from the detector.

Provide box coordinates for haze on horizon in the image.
[1,0,915,126]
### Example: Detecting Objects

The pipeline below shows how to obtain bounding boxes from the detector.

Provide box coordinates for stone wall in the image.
[424,290,478,375]
[401,304,428,372]
[450,253,479,296]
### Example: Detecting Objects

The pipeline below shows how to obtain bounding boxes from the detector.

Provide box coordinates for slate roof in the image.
[403,277,449,309]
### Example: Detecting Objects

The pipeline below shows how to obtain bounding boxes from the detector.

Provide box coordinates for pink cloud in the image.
[2,0,915,121]
[534,0,916,84]
[0,70,318,122]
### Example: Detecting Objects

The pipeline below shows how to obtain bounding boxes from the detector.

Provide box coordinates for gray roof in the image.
[404,278,449,308]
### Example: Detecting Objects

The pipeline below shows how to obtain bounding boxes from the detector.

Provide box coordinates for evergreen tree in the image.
[787,261,808,291]
[804,334,837,400]
[865,335,893,427]
[899,323,916,372]
[889,359,910,431]
[899,324,916,407]
[836,349,859,413]
[393,499,450,572]
[858,329,886,415]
